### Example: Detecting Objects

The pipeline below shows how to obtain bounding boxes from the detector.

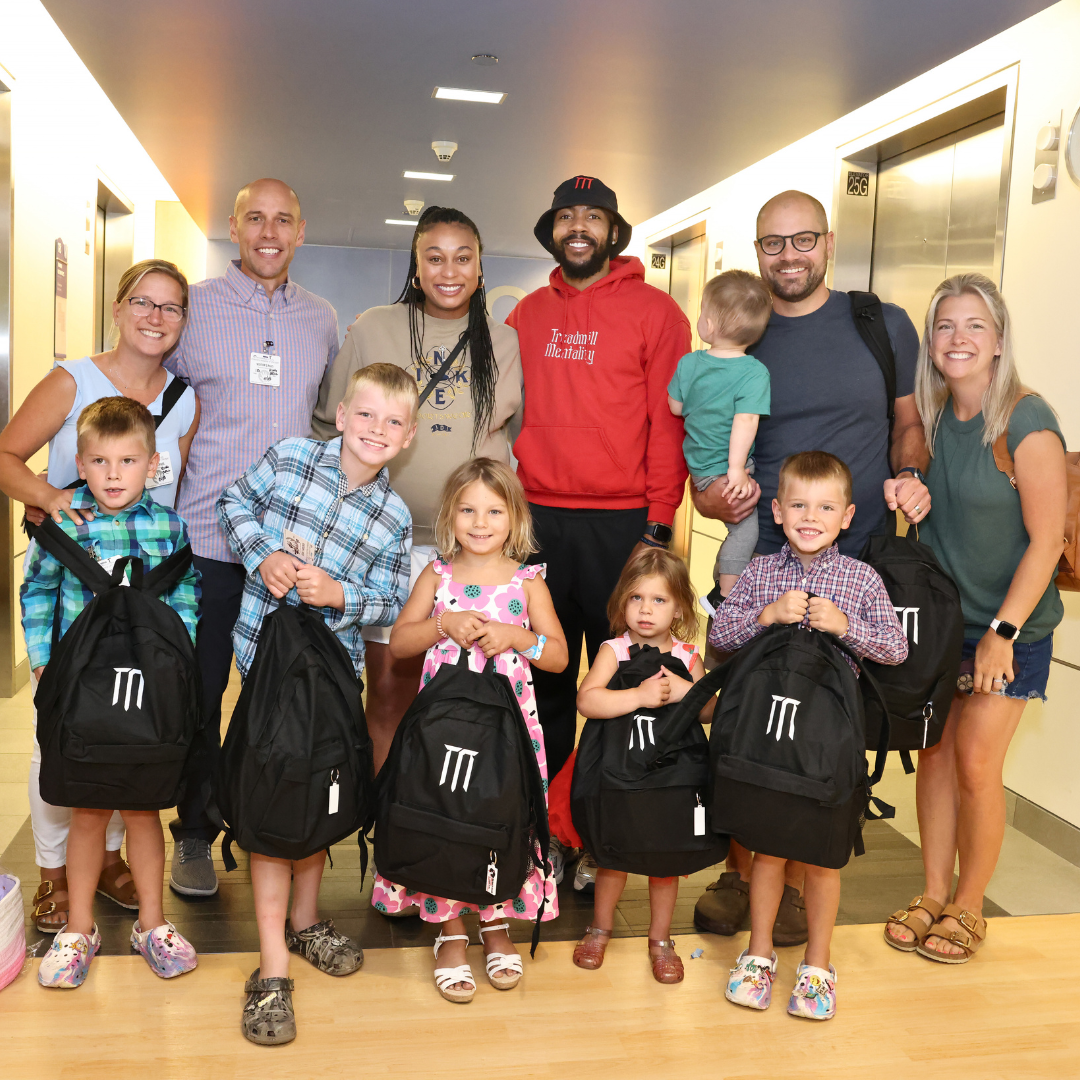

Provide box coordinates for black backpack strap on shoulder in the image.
[849,291,897,422]
[27,517,114,593]
[141,545,194,598]
[417,332,469,408]
[155,375,189,429]
[651,649,743,760]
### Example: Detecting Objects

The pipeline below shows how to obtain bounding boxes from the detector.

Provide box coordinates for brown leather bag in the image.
[991,392,1080,592]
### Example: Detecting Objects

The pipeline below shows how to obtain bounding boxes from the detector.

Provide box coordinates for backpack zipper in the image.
[922,704,933,748]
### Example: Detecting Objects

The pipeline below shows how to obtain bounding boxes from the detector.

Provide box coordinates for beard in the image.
[553,225,617,281]
[764,258,828,302]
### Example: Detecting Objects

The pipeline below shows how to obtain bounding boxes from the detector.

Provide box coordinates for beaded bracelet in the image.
[435,609,448,641]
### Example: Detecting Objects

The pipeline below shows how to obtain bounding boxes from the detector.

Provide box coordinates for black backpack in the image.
[374,648,549,939]
[28,518,200,811]
[859,533,964,768]
[569,643,728,877]
[212,602,374,869]
[671,624,891,870]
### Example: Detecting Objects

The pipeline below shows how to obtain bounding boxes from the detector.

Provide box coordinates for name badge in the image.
[144,449,174,490]
[97,556,131,585]
[283,528,317,565]
[249,351,281,387]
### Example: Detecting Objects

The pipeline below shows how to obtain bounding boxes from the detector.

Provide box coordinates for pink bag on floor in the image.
[0,873,26,991]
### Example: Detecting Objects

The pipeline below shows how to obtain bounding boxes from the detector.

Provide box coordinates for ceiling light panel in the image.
[385,218,419,226]
[432,86,506,104]
[403,171,454,181]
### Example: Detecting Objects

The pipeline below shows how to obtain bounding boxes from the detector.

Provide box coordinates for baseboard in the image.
[1004,788,1080,869]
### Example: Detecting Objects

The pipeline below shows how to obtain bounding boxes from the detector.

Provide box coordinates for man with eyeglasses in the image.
[164,178,339,897]
[692,189,929,945]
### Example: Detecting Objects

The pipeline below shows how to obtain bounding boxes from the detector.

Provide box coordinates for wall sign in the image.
[651,253,667,269]
[846,171,870,196]
[54,238,68,359]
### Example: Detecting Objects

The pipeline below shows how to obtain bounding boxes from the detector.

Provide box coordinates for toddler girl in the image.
[371,458,568,1002]
[567,548,713,982]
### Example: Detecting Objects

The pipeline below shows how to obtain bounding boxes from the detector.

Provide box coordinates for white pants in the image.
[29,672,125,868]
[360,543,438,646]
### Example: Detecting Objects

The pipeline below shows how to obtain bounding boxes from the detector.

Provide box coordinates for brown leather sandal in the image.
[883,894,945,953]
[572,926,612,970]
[916,904,986,964]
[31,876,69,934]
[96,859,140,910]
[648,938,684,984]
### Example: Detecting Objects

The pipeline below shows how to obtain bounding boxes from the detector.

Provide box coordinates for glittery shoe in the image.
[724,949,777,1010]
[130,920,198,978]
[787,961,837,1020]
[38,924,101,988]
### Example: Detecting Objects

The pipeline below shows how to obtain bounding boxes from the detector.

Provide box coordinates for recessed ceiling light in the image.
[433,86,506,104]
[471,54,498,66]
[385,218,419,227]
[403,171,454,181]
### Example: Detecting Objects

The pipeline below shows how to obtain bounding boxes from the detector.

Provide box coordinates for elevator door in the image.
[870,114,1005,331]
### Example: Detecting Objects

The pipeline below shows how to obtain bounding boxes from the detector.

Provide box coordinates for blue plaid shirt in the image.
[20,488,201,670]
[217,436,411,678]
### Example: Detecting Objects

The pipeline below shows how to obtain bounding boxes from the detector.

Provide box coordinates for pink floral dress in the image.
[370,558,559,924]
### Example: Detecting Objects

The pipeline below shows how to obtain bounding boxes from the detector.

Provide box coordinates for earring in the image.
[477,275,484,288]
[413,275,421,290]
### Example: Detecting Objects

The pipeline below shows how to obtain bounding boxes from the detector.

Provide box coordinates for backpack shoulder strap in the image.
[849,291,896,421]
[155,375,189,429]
[27,518,113,593]
[991,392,1037,488]
[140,545,194,598]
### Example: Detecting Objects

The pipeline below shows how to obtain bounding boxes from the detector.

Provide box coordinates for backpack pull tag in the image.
[922,703,933,748]
[328,768,340,815]
[694,794,706,836]
[485,851,498,896]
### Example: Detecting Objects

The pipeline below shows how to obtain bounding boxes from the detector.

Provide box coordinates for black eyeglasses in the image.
[755,232,823,256]
[126,296,186,321]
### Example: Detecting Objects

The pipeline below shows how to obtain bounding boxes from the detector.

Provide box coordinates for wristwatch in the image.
[990,618,1021,641]
[642,522,673,547]
[896,466,926,484]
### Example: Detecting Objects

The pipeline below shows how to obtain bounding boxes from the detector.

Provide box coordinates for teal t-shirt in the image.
[919,395,1065,642]
[667,350,771,477]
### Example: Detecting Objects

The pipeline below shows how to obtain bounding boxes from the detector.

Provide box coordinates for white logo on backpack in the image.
[629,713,656,750]
[439,744,479,792]
[112,667,144,711]
[767,695,800,741]
[894,606,920,644]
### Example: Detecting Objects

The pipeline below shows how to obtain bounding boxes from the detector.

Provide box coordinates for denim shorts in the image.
[959,632,1053,702]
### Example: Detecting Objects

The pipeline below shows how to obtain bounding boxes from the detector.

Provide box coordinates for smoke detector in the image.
[432,141,458,163]
[404,199,424,216]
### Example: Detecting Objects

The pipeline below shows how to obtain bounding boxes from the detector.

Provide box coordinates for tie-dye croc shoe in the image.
[130,920,198,978]
[724,949,777,1010]
[787,961,837,1020]
[38,924,101,988]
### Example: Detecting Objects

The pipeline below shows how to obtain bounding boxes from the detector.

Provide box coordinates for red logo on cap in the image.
[573,177,594,189]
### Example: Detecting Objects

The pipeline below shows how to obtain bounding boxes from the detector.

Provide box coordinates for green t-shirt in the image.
[919,395,1065,642]
[667,350,771,477]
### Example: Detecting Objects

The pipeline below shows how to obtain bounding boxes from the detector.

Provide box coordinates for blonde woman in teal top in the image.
[883,273,1066,965]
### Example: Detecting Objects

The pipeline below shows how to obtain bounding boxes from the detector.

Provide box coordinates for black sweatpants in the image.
[528,504,648,778]
[170,556,247,843]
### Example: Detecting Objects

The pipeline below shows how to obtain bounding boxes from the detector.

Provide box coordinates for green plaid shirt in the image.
[20,488,201,670]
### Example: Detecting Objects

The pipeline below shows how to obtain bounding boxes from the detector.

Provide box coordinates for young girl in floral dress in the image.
[371,458,568,1002]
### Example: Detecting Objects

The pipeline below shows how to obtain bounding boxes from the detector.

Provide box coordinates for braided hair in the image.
[394,206,498,452]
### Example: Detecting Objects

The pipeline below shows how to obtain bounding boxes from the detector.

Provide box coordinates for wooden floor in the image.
[4,917,1078,1079]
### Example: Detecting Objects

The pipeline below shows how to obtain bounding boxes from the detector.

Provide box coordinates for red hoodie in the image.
[506,257,690,525]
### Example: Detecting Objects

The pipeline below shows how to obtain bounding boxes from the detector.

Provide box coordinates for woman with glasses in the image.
[0,257,199,935]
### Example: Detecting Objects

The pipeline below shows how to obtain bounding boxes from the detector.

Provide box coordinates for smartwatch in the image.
[642,522,673,547]
[896,466,926,485]
[990,618,1021,641]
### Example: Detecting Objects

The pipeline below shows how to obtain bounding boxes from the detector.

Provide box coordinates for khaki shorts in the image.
[359,542,438,646]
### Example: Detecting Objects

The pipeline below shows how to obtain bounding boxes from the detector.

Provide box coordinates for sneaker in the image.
[573,852,598,893]
[242,968,296,1046]
[548,837,568,885]
[724,949,777,1010]
[286,918,363,976]
[38,924,101,989]
[169,838,219,897]
[130,920,198,979]
[787,961,837,1020]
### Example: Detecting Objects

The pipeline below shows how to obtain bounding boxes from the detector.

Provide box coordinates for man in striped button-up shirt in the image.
[165,178,339,897]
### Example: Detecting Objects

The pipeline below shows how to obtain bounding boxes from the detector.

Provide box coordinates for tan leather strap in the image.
[990,392,1036,489]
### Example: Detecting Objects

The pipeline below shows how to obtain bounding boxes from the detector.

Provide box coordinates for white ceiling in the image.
[42,0,1054,256]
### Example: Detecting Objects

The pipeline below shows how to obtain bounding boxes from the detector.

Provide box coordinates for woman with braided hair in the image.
[312,206,522,774]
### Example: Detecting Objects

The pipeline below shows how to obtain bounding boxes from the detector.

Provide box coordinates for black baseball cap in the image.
[533,176,632,256]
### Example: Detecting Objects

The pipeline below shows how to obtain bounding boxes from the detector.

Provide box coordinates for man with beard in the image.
[507,176,690,884]
[691,189,930,945]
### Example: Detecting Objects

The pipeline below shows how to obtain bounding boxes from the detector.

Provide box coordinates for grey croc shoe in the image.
[286,918,364,976]
[242,969,296,1046]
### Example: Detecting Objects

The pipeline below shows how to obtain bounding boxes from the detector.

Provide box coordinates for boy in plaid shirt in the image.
[216,363,415,1047]
[711,450,906,1022]
[21,397,201,990]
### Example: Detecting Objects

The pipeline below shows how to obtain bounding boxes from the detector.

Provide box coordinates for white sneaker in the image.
[573,852,598,893]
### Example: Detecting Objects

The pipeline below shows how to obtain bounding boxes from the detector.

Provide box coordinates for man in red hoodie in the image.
[508,176,690,876]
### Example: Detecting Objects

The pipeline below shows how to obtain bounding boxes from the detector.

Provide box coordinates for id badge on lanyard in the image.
[250,339,280,387]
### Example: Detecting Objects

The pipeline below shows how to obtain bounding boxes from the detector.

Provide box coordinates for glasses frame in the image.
[125,296,186,321]
[754,231,824,256]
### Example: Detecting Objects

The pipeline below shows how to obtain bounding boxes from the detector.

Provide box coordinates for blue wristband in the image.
[522,633,546,660]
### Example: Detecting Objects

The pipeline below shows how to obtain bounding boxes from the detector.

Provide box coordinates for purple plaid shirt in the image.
[709,542,908,666]
[166,260,339,562]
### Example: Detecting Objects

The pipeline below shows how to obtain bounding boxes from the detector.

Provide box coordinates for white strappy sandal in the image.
[433,932,476,1003]
[477,921,524,990]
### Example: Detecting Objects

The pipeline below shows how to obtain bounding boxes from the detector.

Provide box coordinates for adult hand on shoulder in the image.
[41,486,93,526]
[295,564,345,611]
[691,476,761,524]
[885,475,929,524]
[973,629,1015,695]
[807,596,849,636]
[259,551,304,598]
